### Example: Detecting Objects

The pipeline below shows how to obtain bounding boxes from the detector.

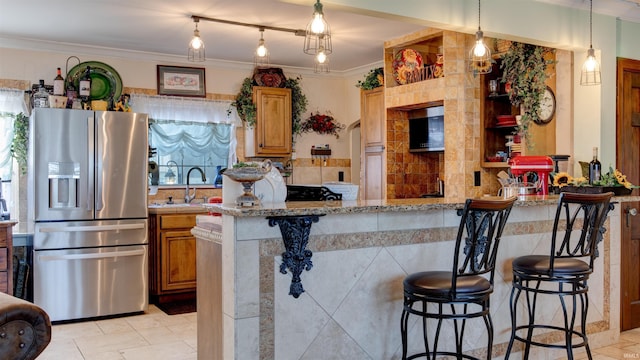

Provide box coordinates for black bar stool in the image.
[400,197,517,360]
[505,191,613,360]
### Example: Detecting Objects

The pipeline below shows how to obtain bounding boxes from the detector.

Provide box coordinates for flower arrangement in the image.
[300,112,345,138]
[552,167,638,189]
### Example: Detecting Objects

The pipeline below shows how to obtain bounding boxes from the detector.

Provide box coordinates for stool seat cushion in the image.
[512,255,591,276]
[404,271,491,297]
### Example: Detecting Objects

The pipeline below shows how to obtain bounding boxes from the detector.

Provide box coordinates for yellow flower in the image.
[553,172,572,187]
[573,176,588,185]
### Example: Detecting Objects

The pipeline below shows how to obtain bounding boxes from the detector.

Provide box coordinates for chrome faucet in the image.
[185,166,206,203]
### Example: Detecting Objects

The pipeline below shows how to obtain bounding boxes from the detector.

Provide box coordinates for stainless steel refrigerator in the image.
[28,108,149,322]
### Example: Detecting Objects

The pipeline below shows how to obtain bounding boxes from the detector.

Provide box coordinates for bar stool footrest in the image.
[512,324,589,350]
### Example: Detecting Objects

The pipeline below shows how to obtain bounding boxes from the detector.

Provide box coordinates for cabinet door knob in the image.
[259,143,263,148]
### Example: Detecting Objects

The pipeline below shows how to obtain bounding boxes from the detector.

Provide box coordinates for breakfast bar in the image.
[193,195,634,360]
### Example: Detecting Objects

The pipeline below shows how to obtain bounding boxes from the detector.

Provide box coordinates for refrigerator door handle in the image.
[87,116,95,211]
[92,116,104,212]
[37,248,145,261]
[38,223,146,233]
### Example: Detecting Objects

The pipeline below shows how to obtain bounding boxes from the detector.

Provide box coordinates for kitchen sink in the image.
[148,203,205,208]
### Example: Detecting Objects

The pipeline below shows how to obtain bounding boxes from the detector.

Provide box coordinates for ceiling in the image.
[0,0,639,73]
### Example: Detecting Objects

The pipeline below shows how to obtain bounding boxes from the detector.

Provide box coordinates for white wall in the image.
[0,45,372,161]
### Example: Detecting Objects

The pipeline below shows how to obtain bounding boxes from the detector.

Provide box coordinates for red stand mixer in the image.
[508,155,554,195]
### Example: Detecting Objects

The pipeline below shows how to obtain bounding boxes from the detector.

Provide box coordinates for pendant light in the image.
[188,18,205,62]
[303,0,332,56]
[580,0,601,85]
[314,47,330,73]
[254,28,270,67]
[469,0,492,74]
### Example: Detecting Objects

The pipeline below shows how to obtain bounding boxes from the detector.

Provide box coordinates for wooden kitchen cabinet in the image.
[245,86,292,157]
[149,213,200,303]
[360,87,386,200]
[0,221,14,295]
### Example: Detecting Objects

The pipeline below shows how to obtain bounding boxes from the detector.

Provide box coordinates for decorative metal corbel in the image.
[267,215,324,298]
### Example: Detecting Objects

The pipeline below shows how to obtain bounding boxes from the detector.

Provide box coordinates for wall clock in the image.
[536,86,556,124]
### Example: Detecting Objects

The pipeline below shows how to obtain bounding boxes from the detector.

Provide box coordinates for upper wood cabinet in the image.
[245,86,292,157]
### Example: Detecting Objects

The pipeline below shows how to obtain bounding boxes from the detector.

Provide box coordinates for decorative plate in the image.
[392,49,423,85]
[65,61,123,102]
[253,67,286,88]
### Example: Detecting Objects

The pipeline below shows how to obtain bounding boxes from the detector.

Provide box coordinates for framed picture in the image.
[157,65,206,97]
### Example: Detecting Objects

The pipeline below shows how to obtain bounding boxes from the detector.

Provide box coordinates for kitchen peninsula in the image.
[192,195,635,360]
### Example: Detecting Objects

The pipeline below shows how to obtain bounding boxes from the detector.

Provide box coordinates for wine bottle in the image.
[589,146,601,184]
[53,67,64,96]
[79,66,92,103]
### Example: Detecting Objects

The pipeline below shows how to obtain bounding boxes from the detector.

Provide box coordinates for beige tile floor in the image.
[38,305,196,360]
[37,306,640,360]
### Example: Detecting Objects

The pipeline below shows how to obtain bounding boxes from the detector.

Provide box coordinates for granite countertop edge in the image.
[195,194,640,218]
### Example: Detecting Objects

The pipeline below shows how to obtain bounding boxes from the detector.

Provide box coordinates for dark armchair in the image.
[0,292,51,360]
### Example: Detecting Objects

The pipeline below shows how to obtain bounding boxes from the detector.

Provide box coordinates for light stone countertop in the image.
[147,203,209,215]
[199,194,640,218]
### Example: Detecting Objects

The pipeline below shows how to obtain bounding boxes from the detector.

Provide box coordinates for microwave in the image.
[408,106,444,152]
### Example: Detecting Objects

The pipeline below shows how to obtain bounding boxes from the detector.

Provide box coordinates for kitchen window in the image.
[131,94,240,187]
[0,88,29,220]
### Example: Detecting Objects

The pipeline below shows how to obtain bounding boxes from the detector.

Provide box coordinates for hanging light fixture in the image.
[188,18,205,62]
[254,28,270,67]
[468,0,492,74]
[581,0,601,85]
[304,0,332,56]
[314,47,329,73]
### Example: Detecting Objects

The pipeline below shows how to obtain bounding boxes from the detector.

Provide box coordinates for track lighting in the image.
[188,18,205,62]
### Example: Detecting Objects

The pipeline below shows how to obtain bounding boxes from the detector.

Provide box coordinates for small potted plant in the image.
[356,67,384,90]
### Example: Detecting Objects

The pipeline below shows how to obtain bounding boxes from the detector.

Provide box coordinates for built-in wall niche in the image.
[383,31,444,88]
[385,109,444,199]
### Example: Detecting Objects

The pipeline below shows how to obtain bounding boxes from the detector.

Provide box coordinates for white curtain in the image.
[130,93,239,168]
[130,94,241,125]
[0,88,28,180]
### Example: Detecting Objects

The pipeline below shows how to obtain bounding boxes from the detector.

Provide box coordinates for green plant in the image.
[356,67,384,90]
[500,42,555,145]
[231,78,257,127]
[283,76,308,137]
[230,76,308,137]
[10,112,28,175]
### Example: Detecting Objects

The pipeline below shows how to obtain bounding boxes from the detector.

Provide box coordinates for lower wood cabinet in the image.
[0,221,15,295]
[149,213,201,302]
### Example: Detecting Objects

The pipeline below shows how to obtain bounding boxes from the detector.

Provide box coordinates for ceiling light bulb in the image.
[190,36,203,50]
[311,14,325,34]
[257,45,267,58]
[316,51,327,64]
[584,48,598,71]
[473,40,486,57]
[190,26,203,50]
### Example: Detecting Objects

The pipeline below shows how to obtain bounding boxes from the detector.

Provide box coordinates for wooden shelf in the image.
[482,161,510,168]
